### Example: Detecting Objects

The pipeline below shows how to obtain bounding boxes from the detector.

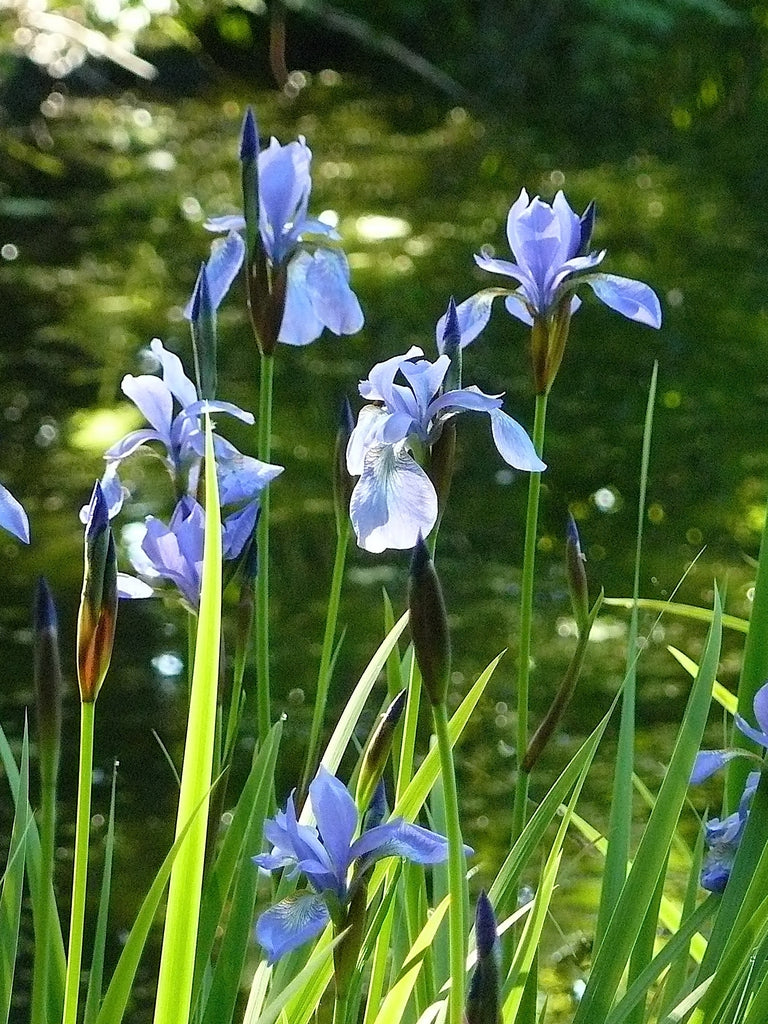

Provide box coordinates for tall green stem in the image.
[256,350,275,746]
[31,774,57,1023]
[510,391,548,844]
[432,702,466,1024]
[299,518,351,801]
[62,699,95,1024]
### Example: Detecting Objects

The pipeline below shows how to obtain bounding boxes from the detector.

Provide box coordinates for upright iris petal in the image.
[346,341,544,552]
[252,766,467,963]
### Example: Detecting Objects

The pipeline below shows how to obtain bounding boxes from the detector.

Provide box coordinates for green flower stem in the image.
[432,701,466,1024]
[299,516,351,804]
[62,699,96,1024]
[256,350,275,746]
[31,762,58,1022]
[332,988,349,1024]
[510,391,548,845]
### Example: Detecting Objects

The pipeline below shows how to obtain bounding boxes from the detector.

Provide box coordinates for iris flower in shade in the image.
[253,766,465,963]
[690,680,768,784]
[700,772,759,893]
[449,189,661,345]
[0,481,29,543]
[192,109,363,347]
[346,344,545,552]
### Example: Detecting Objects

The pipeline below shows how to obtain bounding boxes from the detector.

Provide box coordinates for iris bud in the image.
[34,576,62,785]
[356,689,406,815]
[440,296,463,393]
[577,200,596,256]
[76,482,118,703]
[566,513,589,634]
[465,891,502,1024]
[408,535,451,706]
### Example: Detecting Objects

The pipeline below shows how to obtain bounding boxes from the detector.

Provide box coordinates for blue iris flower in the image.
[700,772,759,893]
[0,480,29,543]
[253,766,466,963]
[690,680,768,785]
[346,323,544,552]
[191,110,363,347]
[690,681,768,892]
[441,188,661,349]
[93,339,281,603]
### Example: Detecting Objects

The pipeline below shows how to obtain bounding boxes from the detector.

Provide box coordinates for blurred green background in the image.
[1,1,768,1019]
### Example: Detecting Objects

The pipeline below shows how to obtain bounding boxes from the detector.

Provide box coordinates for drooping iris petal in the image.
[583,274,662,328]
[690,748,743,785]
[278,253,325,346]
[346,405,388,477]
[140,498,204,609]
[117,573,154,599]
[351,819,463,869]
[349,442,438,553]
[302,248,364,336]
[488,408,547,471]
[222,502,259,560]
[0,482,29,543]
[183,231,246,318]
[734,715,768,750]
[436,290,500,350]
[309,767,358,880]
[255,893,330,964]
[218,454,283,505]
[752,680,768,735]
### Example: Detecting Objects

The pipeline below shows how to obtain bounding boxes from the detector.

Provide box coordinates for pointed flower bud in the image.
[566,513,589,634]
[441,296,463,393]
[408,535,451,706]
[356,689,407,814]
[34,576,62,785]
[466,891,502,1024]
[577,200,596,256]
[334,397,356,537]
[240,106,261,269]
[189,262,218,401]
[77,482,118,703]
[239,106,259,162]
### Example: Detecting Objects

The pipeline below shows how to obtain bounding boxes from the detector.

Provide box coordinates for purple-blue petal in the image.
[222,502,259,560]
[204,213,246,233]
[349,442,438,553]
[277,255,325,346]
[302,248,364,336]
[309,766,358,880]
[0,482,29,543]
[752,681,768,735]
[690,748,741,784]
[489,408,547,471]
[255,893,330,963]
[104,427,166,463]
[121,374,174,440]
[583,274,662,328]
[436,290,499,350]
[117,573,154,599]
[734,714,768,749]
[151,339,199,409]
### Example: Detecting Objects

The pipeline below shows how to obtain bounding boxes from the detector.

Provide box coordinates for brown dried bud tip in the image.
[408,535,450,706]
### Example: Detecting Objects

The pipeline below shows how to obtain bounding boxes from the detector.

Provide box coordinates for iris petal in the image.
[489,409,547,471]
[0,482,29,543]
[349,442,438,553]
[255,893,330,964]
[584,274,662,328]
[309,767,358,880]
